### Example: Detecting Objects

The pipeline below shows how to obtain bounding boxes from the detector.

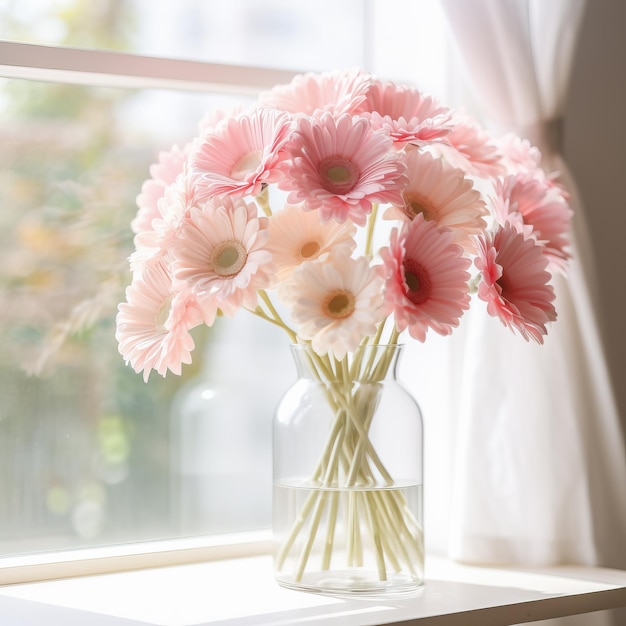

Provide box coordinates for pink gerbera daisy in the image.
[131,169,198,270]
[492,173,572,273]
[115,256,202,382]
[498,133,542,174]
[432,114,504,176]
[384,150,488,252]
[278,112,406,226]
[381,214,471,342]
[170,196,274,323]
[259,68,371,117]
[191,108,291,201]
[267,203,357,281]
[279,254,385,360]
[132,145,189,234]
[475,222,557,343]
[358,79,452,144]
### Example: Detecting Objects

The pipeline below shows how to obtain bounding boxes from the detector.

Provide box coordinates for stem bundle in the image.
[274,342,424,588]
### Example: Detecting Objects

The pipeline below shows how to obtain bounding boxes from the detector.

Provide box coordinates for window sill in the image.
[0,530,273,586]
[1,551,626,625]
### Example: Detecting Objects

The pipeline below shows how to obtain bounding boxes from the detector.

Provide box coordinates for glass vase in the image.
[273,343,424,595]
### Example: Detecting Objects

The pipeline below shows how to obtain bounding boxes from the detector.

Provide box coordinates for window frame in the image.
[0,41,299,93]
[0,39,298,585]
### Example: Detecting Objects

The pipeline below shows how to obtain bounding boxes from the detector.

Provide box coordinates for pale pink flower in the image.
[267,203,357,281]
[498,134,570,199]
[170,196,274,323]
[131,170,198,270]
[358,79,452,144]
[384,150,488,253]
[115,256,202,382]
[475,222,557,343]
[498,133,542,174]
[259,68,371,117]
[432,114,504,176]
[381,215,471,342]
[492,173,572,273]
[278,112,406,226]
[280,254,385,360]
[132,145,189,234]
[198,105,247,136]
[191,108,291,200]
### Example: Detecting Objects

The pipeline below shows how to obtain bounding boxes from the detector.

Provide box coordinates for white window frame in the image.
[0,41,298,93]
[0,39,299,585]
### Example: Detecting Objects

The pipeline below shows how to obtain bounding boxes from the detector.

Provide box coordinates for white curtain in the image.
[401,1,626,624]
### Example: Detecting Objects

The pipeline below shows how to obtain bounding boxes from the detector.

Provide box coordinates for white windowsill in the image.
[1,551,626,626]
[0,531,273,586]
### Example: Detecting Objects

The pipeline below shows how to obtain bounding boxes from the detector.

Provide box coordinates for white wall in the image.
[564,0,626,432]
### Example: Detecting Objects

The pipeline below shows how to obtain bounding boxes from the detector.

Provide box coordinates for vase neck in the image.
[289,344,403,383]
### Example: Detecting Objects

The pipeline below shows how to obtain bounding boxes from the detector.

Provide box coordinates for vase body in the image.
[273,343,424,595]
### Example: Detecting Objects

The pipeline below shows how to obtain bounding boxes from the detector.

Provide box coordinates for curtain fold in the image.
[404,1,626,623]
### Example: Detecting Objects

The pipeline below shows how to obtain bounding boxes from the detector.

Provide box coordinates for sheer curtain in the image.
[403,0,626,623]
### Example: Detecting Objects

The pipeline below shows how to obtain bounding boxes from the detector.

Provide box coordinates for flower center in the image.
[320,157,359,194]
[300,240,321,260]
[403,192,434,221]
[403,259,432,305]
[211,240,247,278]
[323,290,355,319]
[231,149,262,181]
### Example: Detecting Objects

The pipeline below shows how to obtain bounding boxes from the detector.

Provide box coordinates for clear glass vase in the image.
[273,343,424,595]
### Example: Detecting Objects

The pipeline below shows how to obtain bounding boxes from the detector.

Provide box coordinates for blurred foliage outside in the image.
[0,0,214,553]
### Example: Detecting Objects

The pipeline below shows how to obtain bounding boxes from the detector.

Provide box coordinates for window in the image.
[0,0,447,566]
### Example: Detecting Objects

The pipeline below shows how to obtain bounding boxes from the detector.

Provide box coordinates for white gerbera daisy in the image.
[267,203,357,281]
[280,254,385,359]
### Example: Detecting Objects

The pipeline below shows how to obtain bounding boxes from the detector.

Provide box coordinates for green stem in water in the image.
[321,490,339,570]
[294,490,328,582]
[275,342,424,585]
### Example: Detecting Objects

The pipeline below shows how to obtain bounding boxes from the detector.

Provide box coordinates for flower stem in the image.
[251,291,298,343]
[364,203,379,258]
[275,343,424,587]
[256,185,272,217]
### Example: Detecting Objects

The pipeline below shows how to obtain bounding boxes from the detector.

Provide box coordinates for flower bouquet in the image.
[116,69,571,593]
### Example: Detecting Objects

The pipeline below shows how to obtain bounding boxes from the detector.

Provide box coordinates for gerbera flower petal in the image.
[115,256,201,382]
[475,222,557,343]
[278,112,406,226]
[170,196,275,322]
[132,145,189,234]
[497,133,543,174]
[191,108,291,200]
[267,203,357,281]
[358,79,453,144]
[131,169,200,271]
[431,114,505,176]
[259,68,371,117]
[492,172,572,273]
[380,214,471,342]
[279,254,385,359]
[384,150,488,252]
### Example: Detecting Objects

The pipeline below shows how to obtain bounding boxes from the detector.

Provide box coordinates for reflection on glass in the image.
[1,0,365,72]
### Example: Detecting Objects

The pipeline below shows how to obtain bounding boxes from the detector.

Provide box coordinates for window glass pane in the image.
[0,77,269,556]
[0,0,366,72]
[0,0,451,559]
